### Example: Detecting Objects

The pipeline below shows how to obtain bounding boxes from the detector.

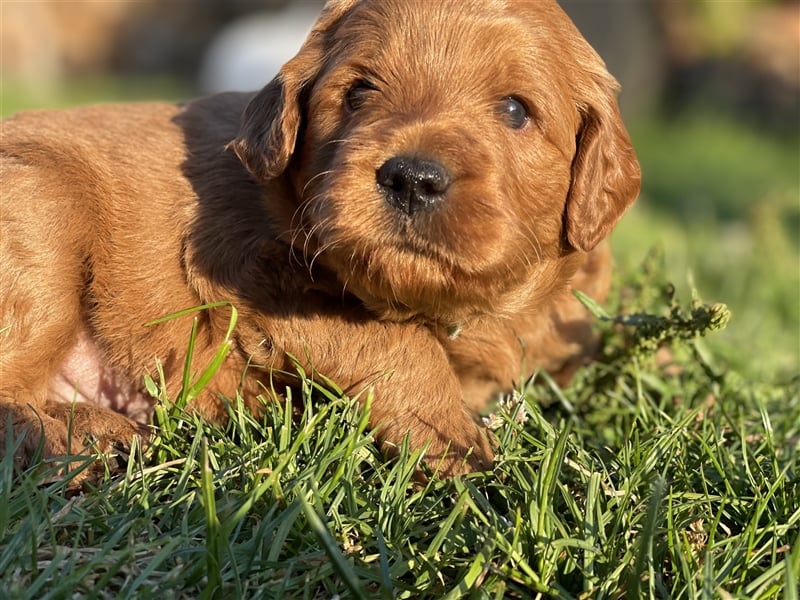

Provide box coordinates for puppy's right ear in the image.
[232,0,359,181]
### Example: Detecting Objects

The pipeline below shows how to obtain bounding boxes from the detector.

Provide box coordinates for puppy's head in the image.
[233,0,640,324]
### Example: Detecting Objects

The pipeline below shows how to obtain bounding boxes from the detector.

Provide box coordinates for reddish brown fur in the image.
[0,0,640,478]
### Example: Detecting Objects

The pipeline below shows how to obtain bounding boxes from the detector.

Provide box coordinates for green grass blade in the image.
[300,491,368,600]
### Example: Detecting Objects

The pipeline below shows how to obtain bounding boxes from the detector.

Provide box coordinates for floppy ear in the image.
[564,95,641,252]
[232,0,359,181]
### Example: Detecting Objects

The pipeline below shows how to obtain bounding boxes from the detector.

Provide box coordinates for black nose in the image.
[376,156,452,215]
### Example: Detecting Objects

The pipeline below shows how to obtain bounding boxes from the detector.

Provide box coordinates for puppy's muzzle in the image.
[377,156,452,216]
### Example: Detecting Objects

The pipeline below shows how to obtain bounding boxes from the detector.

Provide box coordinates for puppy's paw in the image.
[427,422,495,478]
[1,403,71,462]
[42,400,151,450]
[380,412,494,479]
[0,401,150,483]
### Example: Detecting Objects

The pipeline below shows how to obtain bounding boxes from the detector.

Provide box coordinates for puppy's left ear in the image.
[232,0,359,181]
[564,95,641,252]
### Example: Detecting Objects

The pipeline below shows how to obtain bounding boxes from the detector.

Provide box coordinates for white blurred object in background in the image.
[199,4,319,93]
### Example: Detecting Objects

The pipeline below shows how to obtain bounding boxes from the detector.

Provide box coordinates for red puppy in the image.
[0,0,640,476]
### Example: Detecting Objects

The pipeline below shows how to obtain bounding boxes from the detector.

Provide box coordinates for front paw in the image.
[379,410,494,478]
[426,419,495,477]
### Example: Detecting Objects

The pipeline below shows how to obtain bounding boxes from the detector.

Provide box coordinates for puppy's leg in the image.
[359,326,494,475]
[223,314,494,476]
[0,160,146,471]
[0,159,86,415]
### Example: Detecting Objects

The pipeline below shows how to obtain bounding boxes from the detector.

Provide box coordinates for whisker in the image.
[302,170,334,197]
[309,238,341,273]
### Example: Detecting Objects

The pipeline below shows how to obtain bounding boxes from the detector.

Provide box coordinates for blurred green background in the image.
[2,0,797,380]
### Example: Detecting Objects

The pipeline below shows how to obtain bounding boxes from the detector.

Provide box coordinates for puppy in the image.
[0,0,640,477]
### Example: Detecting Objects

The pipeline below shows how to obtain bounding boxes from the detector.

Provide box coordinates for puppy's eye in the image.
[345,81,375,112]
[497,96,530,129]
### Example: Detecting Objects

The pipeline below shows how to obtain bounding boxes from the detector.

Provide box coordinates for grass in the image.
[1,80,798,598]
[1,252,797,599]
[620,115,799,381]
[0,77,191,117]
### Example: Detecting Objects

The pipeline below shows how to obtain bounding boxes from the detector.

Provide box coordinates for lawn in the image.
[1,82,798,599]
